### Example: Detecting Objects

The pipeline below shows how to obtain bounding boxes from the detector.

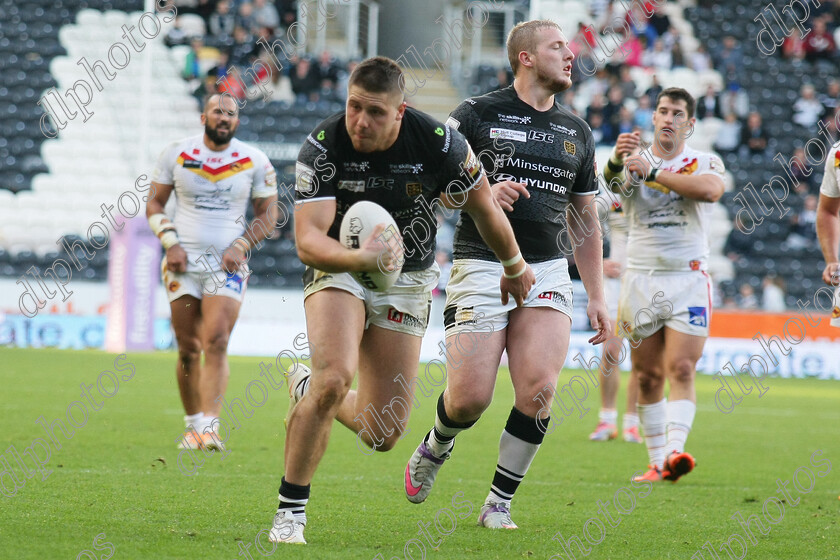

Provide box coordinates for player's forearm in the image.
[653,172,724,202]
[816,208,840,264]
[295,230,366,273]
[241,196,279,249]
[467,198,522,267]
[571,220,606,304]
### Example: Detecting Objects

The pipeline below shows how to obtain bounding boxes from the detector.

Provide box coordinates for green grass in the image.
[1,348,838,559]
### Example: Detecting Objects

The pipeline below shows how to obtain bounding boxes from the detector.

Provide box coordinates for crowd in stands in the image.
[165,0,353,108]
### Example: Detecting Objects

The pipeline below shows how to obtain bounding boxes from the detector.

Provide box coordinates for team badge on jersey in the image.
[406,182,423,197]
[688,306,707,327]
[563,140,576,155]
[677,158,699,174]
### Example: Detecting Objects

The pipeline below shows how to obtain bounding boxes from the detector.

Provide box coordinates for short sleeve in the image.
[821,147,840,198]
[571,128,598,195]
[446,100,480,145]
[696,153,727,178]
[250,150,278,198]
[151,141,180,184]
[295,133,337,202]
[437,127,484,197]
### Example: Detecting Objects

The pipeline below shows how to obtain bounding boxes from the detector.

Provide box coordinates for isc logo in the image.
[528,130,554,143]
[367,177,395,190]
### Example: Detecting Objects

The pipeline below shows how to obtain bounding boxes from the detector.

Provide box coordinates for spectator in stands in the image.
[696,85,723,120]
[586,93,607,122]
[253,0,280,32]
[737,284,759,309]
[237,1,257,34]
[690,44,712,72]
[793,84,825,129]
[786,194,819,249]
[740,111,769,156]
[644,74,663,107]
[719,82,749,120]
[495,67,512,90]
[602,85,625,128]
[317,51,340,90]
[724,215,754,261]
[622,33,645,67]
[713,112,742,154]
[633,94,653,130]
[669,38,685,68]
[230,26,256,67]
[589,112,610,145]
[789,147,816,190]
[714,35,744,81]
[193,69,219,106]
[183,36,204,82]
[260,50,294,103]
[649,3,671,38]
[290,56,321,104]
[164,16,190,47]
[617,65,637,98]
[761,275,786,311]
[782,32,807,60]
[209,0,236,44]
[218,65,247,100]
[820,79,840,119]
[804,18,836,62]
[615,105,635,139]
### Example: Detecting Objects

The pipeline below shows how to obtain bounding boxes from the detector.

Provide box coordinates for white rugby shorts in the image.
[443,258,574,335]
[161,257,249,303]
[617,269,712,341]
[302,264,439,337]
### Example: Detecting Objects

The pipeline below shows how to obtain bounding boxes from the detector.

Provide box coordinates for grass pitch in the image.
[0,348,837,559]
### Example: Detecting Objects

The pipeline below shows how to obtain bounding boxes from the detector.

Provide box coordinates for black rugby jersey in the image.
[295,107,483,272]
[448,85,598,263]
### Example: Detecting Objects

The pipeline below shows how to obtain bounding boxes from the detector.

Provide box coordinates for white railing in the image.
[295,0,379,58]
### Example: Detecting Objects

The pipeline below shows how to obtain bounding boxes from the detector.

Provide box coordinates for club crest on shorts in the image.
[688,306,707,327]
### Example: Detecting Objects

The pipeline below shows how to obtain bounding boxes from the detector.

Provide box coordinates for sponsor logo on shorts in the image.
[549,122,577,136]
[225,273,244,294]
[538,291,568,305]
[490,128,527,142]
[688,306,707,327]
[689,260,701,271]
[563,140,576,155]
[338,180,365,192]
[406,182,423,197]
[832,306,840,319]
[387,307,425,328]
[528,130,554,143]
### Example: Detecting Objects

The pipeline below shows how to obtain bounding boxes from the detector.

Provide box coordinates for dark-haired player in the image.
[403,20,610,529]
[268,56,535,544]
[604,88,725,482]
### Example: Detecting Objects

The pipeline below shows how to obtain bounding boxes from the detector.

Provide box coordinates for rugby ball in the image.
[339,201,403,291]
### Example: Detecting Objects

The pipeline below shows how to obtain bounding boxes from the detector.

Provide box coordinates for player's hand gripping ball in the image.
[340,201,404,291]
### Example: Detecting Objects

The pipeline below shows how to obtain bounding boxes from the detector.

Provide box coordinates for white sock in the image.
[666,400,696,454]
[623,413,639,430]
[599,409,618,425]
[200,414,219,434]
[185,412,204,431]
[638,399,667,469]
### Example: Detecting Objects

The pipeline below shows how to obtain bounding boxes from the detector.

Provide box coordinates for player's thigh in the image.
[355,325,423,431]
[630,328,666,379]
[199,294,243,350]
[444,327,507,414]
[662,327,706,382]
[169,295,202,353]
[506,307,572,406]
[304,287,366,384]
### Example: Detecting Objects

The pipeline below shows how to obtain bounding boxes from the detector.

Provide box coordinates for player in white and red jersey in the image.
[589,195,642,444]
[604,88,725,482]
[146,94,279,451]
[817,140,840,327]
